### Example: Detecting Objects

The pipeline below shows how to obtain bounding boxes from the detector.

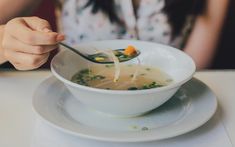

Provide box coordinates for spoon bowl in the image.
[59,42,140,64]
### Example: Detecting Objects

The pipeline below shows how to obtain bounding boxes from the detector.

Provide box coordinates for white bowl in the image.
[51,40,196,117]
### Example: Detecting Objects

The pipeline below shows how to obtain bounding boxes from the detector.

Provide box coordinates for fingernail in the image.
[56,34,65,41]
[42,28,52,33]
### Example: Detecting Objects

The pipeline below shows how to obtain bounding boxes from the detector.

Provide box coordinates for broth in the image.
[71,64,173,90]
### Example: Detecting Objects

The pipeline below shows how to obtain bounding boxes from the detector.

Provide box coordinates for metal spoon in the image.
[59,42,140,64]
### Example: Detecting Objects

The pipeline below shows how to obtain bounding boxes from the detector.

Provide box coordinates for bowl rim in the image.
[51,39,196,95]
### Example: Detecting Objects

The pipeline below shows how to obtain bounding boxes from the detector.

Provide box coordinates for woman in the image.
[0,0,228,70]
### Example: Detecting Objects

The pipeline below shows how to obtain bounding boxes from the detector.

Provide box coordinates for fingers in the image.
[3,36,58,55]
[4,49,50,70]
[23,16,52,31]
[2,16,65,70]
[6,17,65,45]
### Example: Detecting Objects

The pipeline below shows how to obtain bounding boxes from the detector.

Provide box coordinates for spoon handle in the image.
[59,42,89,59]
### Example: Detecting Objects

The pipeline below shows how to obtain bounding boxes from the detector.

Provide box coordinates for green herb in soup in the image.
[71,64,173,90]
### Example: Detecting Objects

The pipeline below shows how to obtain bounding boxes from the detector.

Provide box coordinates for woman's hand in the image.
[1,16,64,70]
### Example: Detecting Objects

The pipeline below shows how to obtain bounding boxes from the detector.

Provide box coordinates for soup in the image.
[71,64,173,90]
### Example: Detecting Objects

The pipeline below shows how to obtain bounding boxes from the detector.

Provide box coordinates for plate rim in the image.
[32,76,217,142]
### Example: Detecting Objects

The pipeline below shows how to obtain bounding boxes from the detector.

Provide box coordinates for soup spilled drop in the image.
[71,64,173,90]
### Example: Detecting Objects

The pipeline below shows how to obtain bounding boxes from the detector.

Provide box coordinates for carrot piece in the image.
[124,45,137,56]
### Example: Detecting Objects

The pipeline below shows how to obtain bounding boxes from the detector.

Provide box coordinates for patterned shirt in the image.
[62,0,193,48]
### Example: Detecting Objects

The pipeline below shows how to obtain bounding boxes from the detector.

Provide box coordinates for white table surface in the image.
[0,70,234,147]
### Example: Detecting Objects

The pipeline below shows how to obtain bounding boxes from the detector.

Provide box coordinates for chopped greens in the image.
[131,125,138,129]
[141,127,149,131]
[114,51,134,61]
[145,68,151,71]
[127,82,163,90]
[142,82,163,89]
[113,50,123,56]
[71,68,106,86]
[71,64,172,90]
[80,69,91,74]
[128,87,138,90]
[90,75,105,80]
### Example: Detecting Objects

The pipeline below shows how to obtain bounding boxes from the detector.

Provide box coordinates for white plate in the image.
[32,76,217,142]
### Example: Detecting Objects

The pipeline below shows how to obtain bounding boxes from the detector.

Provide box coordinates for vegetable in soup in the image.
[87,45,138,62]
[71,64,173,90]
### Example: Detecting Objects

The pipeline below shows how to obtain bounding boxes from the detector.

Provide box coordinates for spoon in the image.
[59,42,140,64]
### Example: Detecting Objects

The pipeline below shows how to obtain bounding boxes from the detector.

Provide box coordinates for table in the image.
[0,70,234,147]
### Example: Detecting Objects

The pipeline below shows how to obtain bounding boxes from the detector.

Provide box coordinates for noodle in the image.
[131,58,140,82]
[93,49,121,82]
[109,50,120,82]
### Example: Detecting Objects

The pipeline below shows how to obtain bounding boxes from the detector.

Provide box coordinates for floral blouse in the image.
[62,0,192,48]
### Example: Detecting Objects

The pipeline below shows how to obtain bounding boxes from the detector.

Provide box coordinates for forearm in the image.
[183,18,220,69]
[183,0,228,70]
[0,25,7,64]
